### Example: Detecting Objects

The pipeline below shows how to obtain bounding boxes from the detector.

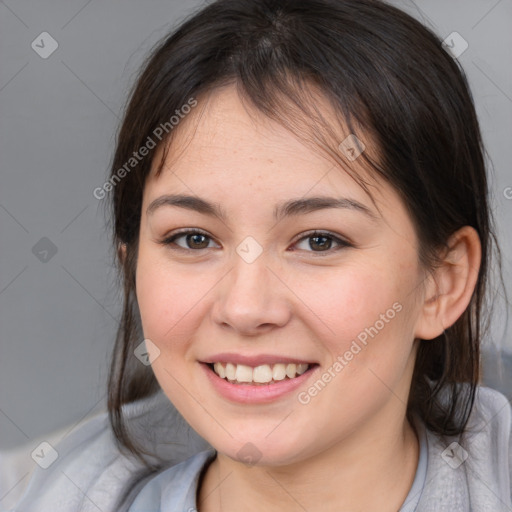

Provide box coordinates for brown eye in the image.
[183,233,210,249]
[293,231,351,254]
[160,230,217,251]
[309,234,333,251]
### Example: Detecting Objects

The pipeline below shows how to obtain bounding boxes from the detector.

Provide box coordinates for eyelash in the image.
[158,228,352,256]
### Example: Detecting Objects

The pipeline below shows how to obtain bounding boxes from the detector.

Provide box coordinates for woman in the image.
[10,0,511,510]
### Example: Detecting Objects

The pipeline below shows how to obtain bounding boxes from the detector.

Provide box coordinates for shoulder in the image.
[417,385,511,512]
[5,391,210,512]
[472,385,511,425]
[127,449,216,511]
[466,386,512,508]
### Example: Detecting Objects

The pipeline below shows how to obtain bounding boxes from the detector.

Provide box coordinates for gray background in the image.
[1,0,511,452]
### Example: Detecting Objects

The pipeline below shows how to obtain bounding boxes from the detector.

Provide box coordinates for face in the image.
[135,85,428,467]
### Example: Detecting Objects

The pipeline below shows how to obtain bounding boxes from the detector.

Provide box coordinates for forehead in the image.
[144,84,389,214]
[152,87,330,170]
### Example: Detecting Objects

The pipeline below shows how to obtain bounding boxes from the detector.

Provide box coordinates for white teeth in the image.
[211,362,310,383]
[235,364,253,382]
[253,364,273,383]
[272,363,287,381]
[225,363,236,380]
[213,362,225,379]
[297,363,308,375]
[285,363,297,379]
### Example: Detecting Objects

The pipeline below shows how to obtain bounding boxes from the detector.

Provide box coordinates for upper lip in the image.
[201,353,317,367]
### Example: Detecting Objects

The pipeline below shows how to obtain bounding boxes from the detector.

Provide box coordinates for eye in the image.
[159,229,218,251]
[292,230,351,254]
[159,229,351,255]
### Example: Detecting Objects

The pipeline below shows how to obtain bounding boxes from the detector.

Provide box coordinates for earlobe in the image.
[118,242,127,264]
[414,226,482,340]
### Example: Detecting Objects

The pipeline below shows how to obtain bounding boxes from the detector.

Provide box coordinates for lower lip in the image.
[200,363,318,404]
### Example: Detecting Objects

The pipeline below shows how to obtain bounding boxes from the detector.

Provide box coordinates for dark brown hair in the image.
[106,0,503,505]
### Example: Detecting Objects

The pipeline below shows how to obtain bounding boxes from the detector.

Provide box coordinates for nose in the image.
[211,253,292,336]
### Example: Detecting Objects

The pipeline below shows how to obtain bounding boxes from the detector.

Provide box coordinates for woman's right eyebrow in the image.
[146,194,379,223]
[146,194,227,220]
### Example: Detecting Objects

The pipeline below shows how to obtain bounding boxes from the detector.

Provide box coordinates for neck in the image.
[198,416,419,512]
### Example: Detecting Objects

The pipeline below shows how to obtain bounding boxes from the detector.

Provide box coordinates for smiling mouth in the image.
[208,362,316,385]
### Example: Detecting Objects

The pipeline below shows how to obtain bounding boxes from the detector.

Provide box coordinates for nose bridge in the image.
[213,245,290,333]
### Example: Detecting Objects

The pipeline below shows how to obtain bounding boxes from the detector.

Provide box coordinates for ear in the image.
[117,242,127,264]
[414,226,482,340]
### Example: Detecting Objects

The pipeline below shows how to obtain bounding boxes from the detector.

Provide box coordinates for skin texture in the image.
[132,85,481,512]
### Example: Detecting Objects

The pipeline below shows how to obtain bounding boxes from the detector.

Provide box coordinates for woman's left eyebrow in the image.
[146,194,379,222]
[274,196,379,222]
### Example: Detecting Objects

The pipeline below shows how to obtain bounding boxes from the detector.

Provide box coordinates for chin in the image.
[211,434,310,468]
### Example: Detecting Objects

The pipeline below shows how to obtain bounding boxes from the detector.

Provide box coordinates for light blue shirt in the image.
[4,386,511,512]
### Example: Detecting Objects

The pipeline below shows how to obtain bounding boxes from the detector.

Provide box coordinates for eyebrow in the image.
[146,194,378,222]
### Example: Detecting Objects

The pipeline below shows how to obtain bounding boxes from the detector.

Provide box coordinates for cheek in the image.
[135,251,207,349]
[292,262,409,343]
[294,258,420,401]
[135,253,213,408]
